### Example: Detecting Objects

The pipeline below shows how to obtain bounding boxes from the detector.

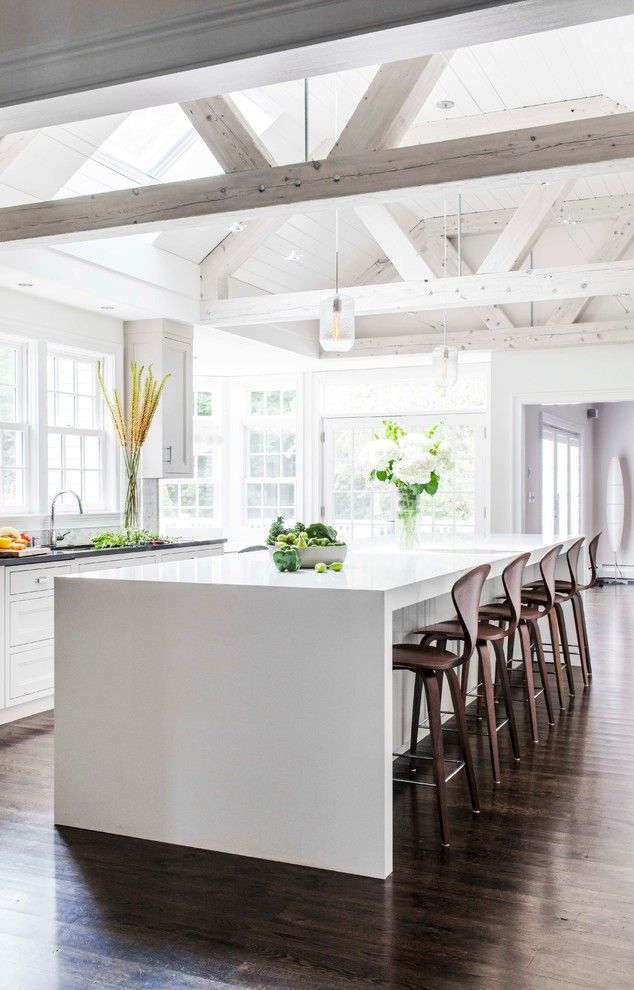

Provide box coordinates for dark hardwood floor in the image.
[1,587,633,989]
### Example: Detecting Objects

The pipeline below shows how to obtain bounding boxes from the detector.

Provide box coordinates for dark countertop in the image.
[0,538,227,566]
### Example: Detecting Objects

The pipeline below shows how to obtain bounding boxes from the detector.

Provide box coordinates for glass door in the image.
[322,414,486,542]
[541,422,581,535]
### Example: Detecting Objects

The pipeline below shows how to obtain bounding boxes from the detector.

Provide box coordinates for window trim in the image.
[0,336,30,514]
[160,387,220,529]
[242,381,301,529]
[46,346,115,513]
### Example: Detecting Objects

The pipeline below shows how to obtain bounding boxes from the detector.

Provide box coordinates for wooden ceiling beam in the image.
[3,112,634,248]
[325,319,634,357]
[547,213,634,325]
[201,259,634,326]
[477,180,573,275]
[180,95,275,172]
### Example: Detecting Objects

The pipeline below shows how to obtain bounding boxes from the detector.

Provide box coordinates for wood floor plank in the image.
[1,587,633,988]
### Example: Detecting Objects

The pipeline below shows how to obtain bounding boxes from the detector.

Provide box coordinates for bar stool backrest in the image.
[452,563,491,661]
[565,537,585,594]
[502,552,531,635]
[539,543,564,610]
[584,532,602,589]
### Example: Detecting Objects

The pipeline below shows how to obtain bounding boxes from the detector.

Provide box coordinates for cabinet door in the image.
[9,644,54,702]
[162,336,192,477]
[10,596,55,647]
[75,553,158,573]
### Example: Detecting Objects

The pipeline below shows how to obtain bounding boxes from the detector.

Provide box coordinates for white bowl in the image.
[269,544,347,569]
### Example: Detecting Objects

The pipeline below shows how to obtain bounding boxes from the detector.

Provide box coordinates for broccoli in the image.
[267,516,287,545]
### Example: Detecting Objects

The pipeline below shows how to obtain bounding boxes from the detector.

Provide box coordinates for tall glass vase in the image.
[123,449,141,531]
[396,487,421,549]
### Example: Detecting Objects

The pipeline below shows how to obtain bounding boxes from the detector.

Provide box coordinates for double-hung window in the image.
[245,387,297,527]
[161,389,218,525]
[0,339,28,511]
[47,351,107,510]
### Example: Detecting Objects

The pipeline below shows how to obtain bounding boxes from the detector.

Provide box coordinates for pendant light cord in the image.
[443,195,448,352]
[334,74,339,296]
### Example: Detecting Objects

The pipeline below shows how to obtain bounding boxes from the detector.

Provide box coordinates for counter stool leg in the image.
[423,670,450,847]
[547,610,568,710]
[409,672,423,770]
[529,620,556,725]
[446,667,480,815]
[571,595,591,685]
[555,602,576,696]
[478,643,501,784]
[493,638,520,761]
[520,623,540,741]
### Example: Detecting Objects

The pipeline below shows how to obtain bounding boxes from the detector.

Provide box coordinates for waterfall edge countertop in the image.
[0,537,226,565]
[54,534,579,880]
[62,533,573,601]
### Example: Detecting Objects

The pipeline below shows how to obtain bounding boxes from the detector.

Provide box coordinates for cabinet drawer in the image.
[158,546,223,562]
[9,563,72,596]
[9,644,54,702]
[10,596,54,647]
[75,553,157,573]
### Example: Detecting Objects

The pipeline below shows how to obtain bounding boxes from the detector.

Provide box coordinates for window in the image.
[541,422,581,536]
[47,352,106,509]
[160,389,219,526]
[245,387,297,527]
[0,340,27,511]
[323,414,485,541]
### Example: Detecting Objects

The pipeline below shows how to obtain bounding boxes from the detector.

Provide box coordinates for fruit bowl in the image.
[269,544,347,569]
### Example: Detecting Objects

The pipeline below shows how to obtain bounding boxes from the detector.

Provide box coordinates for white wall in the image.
[490,342,634,533]
[0,285,122,348]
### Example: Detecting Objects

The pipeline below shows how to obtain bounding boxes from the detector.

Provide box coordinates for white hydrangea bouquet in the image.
[361,419,453,548]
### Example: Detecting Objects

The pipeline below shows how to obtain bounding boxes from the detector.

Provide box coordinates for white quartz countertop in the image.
[61,534,576,596]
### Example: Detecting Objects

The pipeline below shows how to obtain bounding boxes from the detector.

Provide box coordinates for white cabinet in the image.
[10,596,55,647]
[9,644,54,703]
[124,319,193,479]
[75,553,158,573]
[0,542,224,723]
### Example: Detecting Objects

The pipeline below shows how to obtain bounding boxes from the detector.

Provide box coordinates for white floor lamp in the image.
[606,456,626,584]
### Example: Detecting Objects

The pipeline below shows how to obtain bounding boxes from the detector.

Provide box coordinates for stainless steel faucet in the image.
[49,490,83,546]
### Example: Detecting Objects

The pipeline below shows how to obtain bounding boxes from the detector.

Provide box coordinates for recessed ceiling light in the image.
[227,220,247,233]
[17,282,33,287]
[560,216,580,226]
[285,249,304,262]
[437,100,455,110]
[100,305,114,311]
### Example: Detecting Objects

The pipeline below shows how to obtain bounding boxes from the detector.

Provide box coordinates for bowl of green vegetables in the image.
[266,517,347,571]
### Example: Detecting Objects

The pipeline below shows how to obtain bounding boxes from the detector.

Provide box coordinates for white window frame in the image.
[160,386,220,528]
[322,411,487,540]
[241,378,302,531]
[540,413,582,537]
[0,335,30,514]
[46,345,117,514]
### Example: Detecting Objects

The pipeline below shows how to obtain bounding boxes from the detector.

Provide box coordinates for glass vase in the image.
[396,488,421,549]
[123,449,141,531]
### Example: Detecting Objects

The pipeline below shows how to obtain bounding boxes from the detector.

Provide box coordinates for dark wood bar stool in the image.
[393,564,490,847]
[412,553,530,784]
[480,544,560,737]
[522,540,583,700]
[553,532,601,679]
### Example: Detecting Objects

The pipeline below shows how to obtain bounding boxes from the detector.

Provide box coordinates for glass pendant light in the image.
[320,210,355,352]
[432,192,459,387]
[319,72,355,353]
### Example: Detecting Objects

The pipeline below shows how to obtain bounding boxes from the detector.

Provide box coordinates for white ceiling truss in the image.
[1,13,634,356]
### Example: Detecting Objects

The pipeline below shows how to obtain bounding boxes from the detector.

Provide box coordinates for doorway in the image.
[540,418,581,536]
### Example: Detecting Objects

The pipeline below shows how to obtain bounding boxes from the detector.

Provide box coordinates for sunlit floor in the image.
[1,586,633,989]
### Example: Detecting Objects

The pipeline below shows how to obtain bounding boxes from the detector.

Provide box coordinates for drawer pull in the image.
[35,577,51,584]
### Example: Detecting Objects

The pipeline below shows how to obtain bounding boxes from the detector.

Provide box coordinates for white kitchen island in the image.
[54,536,574,879]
